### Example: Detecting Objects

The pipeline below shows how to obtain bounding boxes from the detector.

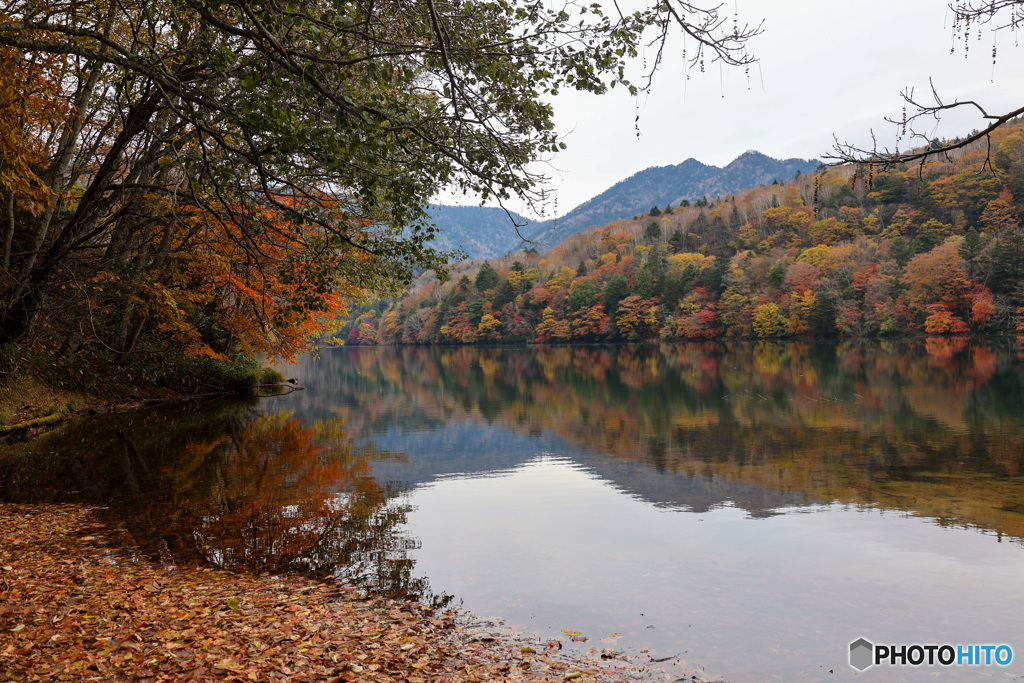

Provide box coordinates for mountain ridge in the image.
[429,150,821,259]
[524,150,821,247]
[423,204,530,261]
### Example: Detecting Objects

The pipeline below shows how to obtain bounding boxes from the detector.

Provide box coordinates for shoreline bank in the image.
[0,503,649,682]
[0,376,293,441]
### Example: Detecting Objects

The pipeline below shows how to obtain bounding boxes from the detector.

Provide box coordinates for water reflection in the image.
[405,456,1024,682]
[275,340,1024,542]
[265,341,1024,681]
[0,401,446,604]
[3,341,1024,681]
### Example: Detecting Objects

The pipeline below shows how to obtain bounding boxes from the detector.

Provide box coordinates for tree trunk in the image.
[1,90,164,347]
[115,314,148,364]
[1,190,13,282]
[16,2,115,282]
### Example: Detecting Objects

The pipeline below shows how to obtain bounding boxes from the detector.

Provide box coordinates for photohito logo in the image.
[849,638,1014,671]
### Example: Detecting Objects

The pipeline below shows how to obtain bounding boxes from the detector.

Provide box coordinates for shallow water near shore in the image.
[3,340,1024,681]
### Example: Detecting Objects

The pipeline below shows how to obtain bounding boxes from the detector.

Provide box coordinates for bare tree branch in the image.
[829,1,1024,168]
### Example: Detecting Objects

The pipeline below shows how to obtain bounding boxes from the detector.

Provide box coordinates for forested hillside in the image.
[340,121,1024,345]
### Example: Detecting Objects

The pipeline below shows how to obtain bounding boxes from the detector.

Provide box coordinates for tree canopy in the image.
[0,0,760,364]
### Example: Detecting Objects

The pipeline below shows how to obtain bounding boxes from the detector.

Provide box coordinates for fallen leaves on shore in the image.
[0,503,654,682]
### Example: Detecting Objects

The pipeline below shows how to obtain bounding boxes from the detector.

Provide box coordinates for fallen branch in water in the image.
[0,413,63,437]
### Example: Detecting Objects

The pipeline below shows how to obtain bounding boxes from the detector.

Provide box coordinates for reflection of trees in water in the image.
[0,403,451,607]
[325,339,1024,445]
[323,340,1019,429]
[310,340,1024,541]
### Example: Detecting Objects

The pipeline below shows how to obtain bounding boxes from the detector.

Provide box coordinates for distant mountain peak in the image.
[730,150,770,162]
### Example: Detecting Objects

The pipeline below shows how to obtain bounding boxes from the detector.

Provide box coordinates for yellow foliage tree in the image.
[752,302,787,338]
[478,313,503,341]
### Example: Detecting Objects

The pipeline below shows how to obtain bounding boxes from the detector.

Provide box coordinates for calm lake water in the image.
[3,340,1024,682]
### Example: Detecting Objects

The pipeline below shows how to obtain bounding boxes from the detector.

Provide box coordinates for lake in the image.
[3,340,1023,681]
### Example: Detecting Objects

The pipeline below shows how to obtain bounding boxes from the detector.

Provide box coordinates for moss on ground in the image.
[0,376,88,427]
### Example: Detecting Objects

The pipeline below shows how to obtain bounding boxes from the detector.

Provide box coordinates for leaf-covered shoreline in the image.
[0,503,651,682]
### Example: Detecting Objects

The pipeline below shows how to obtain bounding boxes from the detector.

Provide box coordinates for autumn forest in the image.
[341,122,1024,346]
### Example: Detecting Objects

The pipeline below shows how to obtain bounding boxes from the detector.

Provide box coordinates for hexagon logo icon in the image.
[850,638,874,671]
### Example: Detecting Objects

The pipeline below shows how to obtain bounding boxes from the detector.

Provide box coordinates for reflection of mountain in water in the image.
[366,425,806,517]
[582,455,807,517]
[271,341,1024,540]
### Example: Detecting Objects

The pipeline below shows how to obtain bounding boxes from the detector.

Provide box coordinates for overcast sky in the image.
[439,0,1024,220]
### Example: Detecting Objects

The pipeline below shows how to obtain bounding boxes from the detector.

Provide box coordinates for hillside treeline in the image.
[342,123,1024,345]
